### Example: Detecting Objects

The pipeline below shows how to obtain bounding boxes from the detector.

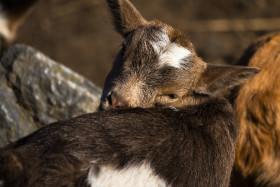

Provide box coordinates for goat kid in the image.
[0,0,38,52]
[99,1,258,112]
[0,0,259,186]
[230,32,280,187]
[1,99,242,186]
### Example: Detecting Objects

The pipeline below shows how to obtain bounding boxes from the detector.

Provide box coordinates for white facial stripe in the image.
[150,29,191,68]
[87,163,168,187]
[159,43,191,68]
[0,6,11,40]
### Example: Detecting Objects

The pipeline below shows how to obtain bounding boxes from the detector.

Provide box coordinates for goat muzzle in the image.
[107,91,128,109]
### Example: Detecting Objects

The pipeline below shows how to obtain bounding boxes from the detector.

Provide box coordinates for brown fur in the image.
[0,0,260,186]
[100,0,258,111]
[1,98,239,186]
[0,0,38,51]
[231,32,280,186]
[167,27,195,52]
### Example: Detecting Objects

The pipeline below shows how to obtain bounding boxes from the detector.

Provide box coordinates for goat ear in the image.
[107,0,147,38]
[195,64,260,96]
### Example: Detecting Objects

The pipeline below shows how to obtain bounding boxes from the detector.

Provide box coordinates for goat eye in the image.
[157,93,179,100]
[155,93,179,105]
[167,94,178,99]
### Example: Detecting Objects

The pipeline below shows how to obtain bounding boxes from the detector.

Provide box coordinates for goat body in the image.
[0,0,259,186]
[0,98,237,186]
[231,32,280,187]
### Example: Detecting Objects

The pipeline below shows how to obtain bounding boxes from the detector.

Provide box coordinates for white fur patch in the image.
[150,29,191,68]
[159,43,191,68]
[87,163,168,187]
[0,5,11,40]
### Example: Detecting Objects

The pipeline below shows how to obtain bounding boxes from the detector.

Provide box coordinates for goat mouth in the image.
[98,92,113,111]
[98,100,119,111]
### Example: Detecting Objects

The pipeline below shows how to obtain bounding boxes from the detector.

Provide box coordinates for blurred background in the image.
[15,0,280,88]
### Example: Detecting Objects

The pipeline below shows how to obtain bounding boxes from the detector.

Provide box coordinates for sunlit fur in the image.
[232,32,280,186]
[0,6,11,41]
[0,0,39,51]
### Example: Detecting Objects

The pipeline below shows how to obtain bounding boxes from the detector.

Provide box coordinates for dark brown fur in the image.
[231,32,280,187]
[1,98,238,186]
[0,0,259,186]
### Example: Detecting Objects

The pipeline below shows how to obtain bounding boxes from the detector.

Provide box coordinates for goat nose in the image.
[107,92,126,109]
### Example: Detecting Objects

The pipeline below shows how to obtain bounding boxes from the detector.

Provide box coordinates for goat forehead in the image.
[119,26,193,87]
[129,26,193,69]
[148,27,192,69]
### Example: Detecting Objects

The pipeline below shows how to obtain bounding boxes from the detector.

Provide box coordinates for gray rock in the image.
[0,45,102,147]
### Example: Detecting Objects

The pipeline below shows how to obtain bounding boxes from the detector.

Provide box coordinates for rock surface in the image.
[0,45,102,147]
